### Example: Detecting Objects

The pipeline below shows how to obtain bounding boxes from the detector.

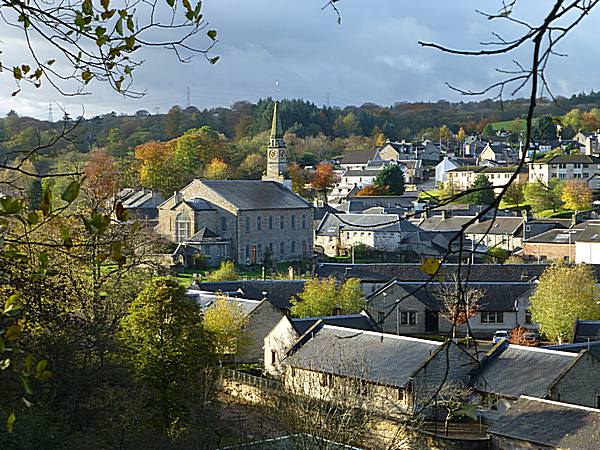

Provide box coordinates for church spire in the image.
[270,101,283,140]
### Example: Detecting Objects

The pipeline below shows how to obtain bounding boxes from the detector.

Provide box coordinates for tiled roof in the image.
[575,224,600,243]
[465,217,524,236]
[472,343,577,398]
[316,212,419,236]
[524,228,585,244]
[537,154,600,164]
[284,325,441,388]
[488,396,600,450]
[340,150,378,165]
[201,180,312,211]
[291,313,380,335]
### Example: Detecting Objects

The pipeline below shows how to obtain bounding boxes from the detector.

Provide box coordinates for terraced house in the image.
[446,165,528,193]
[528,154,600,188]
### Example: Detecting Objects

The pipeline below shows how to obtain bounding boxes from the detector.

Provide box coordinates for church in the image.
[155,102,314,267]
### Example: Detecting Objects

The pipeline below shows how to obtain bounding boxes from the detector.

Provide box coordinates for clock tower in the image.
[263,101,287,183]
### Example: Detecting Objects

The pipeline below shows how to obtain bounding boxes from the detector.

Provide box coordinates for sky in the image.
[1,0,600,119]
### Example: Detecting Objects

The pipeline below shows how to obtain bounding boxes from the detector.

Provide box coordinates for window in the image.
[257,243,262,260]
[291,241,296,254]
[269,215,273,230]
[302,214,306,229]
[280,241,284,255]
[481,311,504,323]
[559,173,566,179]
[280,215,284,229]
[525,225,531,232]
[584,172,590,178]
[398,388,405,402]
[378,311,385,324]
[291,215,296,229]
[574,173,582,179]
[245,216,251,232]
[269,242,274,254]
[596,395,600,409]
[221,217,227,232]
[302,240,307,256]
[245,244,250,261]
[257,216,262,231]
[175,212,191,243]
[357,380,369,396]
[320,373,334,387]
[401,311,417,325]
[559,163,567,169]
[271,350,276,365]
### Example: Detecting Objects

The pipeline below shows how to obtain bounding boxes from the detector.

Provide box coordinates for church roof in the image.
[201,180,311,211]
[270,101,283,140]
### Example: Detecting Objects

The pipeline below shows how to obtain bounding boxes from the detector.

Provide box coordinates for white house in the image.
[435,156,477,184]
[575,224,600,264]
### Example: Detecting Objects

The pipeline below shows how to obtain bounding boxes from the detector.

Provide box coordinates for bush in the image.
[205,260,238,281]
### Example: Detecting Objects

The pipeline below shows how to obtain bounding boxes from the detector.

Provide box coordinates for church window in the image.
[280,241,284,255]
[280,215,285,229]
[245,245,250,261]
[175,212,191,243]
[302,214,306,229]
[291,241,296,253]
[269,215,273,230]
[257,216,262,231]
[302,240,307,256]
[257,244,262,260]
[291,215,296,229]
[221,217,227,232]
[245,216,251,233]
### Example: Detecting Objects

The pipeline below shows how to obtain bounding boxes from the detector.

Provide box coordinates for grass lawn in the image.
[419,189,443,200]
[535,209,574,218]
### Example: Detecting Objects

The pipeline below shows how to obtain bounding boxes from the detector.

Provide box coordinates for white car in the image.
[492,330,510,344]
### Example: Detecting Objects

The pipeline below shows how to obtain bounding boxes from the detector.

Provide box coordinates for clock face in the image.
[279,149,286,158]
[269,149,277,159]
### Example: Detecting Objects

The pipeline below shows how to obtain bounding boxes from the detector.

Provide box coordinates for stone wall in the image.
[367,283,429,335]
[549,351,600,408]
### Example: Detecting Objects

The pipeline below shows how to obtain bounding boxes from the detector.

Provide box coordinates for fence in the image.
[221,368,281,392]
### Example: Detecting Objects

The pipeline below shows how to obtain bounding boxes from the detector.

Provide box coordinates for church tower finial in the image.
[263,101,286,184]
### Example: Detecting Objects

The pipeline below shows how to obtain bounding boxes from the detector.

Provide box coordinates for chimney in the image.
[174,191,183,203]
[441,209,448,220]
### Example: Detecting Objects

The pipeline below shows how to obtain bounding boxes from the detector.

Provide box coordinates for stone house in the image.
[338,149,380,170]
[435,156,478,184]
[366,280,536,338]
[479,143,517,164]
[465,216,525,252]
[263,312,380,376]
[522,227,585,262]
[488,396,600,450]
[446,165,528,193]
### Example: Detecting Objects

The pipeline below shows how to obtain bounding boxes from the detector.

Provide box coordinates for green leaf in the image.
[6,412,16,433]
[4,294,21,313]
[19,375,33,395]
[46,59,55,66]
[60,225,73,248]
[126,16,134,32]
[207,29,217,40]
[0,359,10,370]
[12,67,22,80]
[38,251,48,270]
[36,360,48,373]
[40,189,52,217]
[209,56,220,64]
[95,26,107,38]
[115,18,123,36]
[27,211,39,225]
[5,325,22,341]
[37,370,52,381]
[0,338,4,354]
[166,0,175,7]
[81,70,92,84]
[125,36,135,50]
[101,0,110,10]
[82,0,93,15]
[21,65,30,74]
[61,181,80,203]
[119,9,128,18]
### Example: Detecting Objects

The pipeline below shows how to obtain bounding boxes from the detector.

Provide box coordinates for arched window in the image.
[245,216,251,233]
[175,212,191,243]
[257,216,262,231]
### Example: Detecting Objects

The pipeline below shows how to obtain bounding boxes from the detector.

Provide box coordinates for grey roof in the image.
[573,320,600,343]
[186,290,261,315]
[187,227,221,242]
[291,313,380,335]
[190,280,305,310]
[285,325,441,388]
[465,217,524,236]
[368,281,534,312]
[342,168,384,177]
[472,344,577,398]
[544,154,600,164]
[201,180,311,211]
[118,189,164,209]
[316,212,420,236]
[543,341,600,360]
[317,263,549,283]
[183,198,214,211]
[524,228,585,244]
[488,396,600,450]
[340,150,378,165]
[416,215,473,232]
[575,224,600,243]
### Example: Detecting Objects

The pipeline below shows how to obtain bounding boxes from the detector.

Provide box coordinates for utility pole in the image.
[48,102,53,122]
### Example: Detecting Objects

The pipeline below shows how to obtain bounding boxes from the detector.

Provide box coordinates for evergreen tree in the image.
[374,164,405,195]
[464,174,495,205]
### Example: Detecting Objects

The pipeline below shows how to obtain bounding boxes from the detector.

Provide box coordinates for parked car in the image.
[493,330,511,344]
[522,331,541,346]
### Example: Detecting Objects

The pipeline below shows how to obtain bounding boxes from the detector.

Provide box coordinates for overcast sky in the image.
[1,0,599,119]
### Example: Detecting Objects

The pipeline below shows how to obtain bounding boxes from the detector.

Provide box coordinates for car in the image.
[492,330,511,344]
[522,331,541,346]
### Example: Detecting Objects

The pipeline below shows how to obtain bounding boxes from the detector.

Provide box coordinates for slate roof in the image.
[415,215,473,232]
[183,198,214,211]
[575,225,600,243]
[187,227,222,242]
[368,281,534,312]
[342,168,384,177]
[190,280,305,310]
[543,341,600,360]
[465,217,524,236]
[316,212,420,236]
[573,320,600,343]
[524,228,585,244]
[291,313,380,335]
[317,263,548,283]
[186,290,261,315]
[488,396,600,450]
[200,180,311,211]
[118,189,164,209]
[472,343,577,398]
[340,150,378,165]
[284,325,441,388]
[539,154,600,164]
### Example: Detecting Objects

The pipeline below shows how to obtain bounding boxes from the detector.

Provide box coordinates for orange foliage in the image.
[356,184,389,196]
[84,148,118,201]
[310,162,339,190]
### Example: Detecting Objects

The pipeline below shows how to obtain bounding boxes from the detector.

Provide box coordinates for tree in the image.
[310,163,338,193]
[356,184,389,196]
[202,298,249,363]
[135,140,185,196]
[509,325,539,347]
[83,148,119,205]
[561,180,592,211]
[290,277,365,318]
[288,162,309,196]
[436,383,476,437]
[504,181,525,207]
[456,127,467,154]
[463,174,494,205]
[524,180,563,212]
[205,261,238,282]
[529,263,600,344]
[373,164,405,195]
[118,277,216,435]
[435,277,484,333]
[238,153,266,180]
[204,158,230,180]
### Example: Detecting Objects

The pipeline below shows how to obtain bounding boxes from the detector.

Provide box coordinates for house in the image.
[575,223,600,264]
[366,280,535,337]
[337,194,423,217]
[465,216,525,252]
[338,149,380,170]
[418,142,442,164]
[488,396,600,450]
[479,143,517,165]
[528,154,600,189]
[378,140,418,161]
[281,325,477,416]
[435,156,478,184]
[115,188,164,226]
[397,159,423,184]
[573,130,600,156]
[471,340,600,419]
[263,312,380,375]
[446,165,528,193]
[463,136,487,157]
[339,160,404,189]
[522,227,585,262]
[572,319,600,344]
[523,217,571,240]
[314,212,421,257]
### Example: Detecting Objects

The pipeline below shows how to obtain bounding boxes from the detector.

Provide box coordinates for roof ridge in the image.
[520,395,600,412]
[323,324,443,345]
